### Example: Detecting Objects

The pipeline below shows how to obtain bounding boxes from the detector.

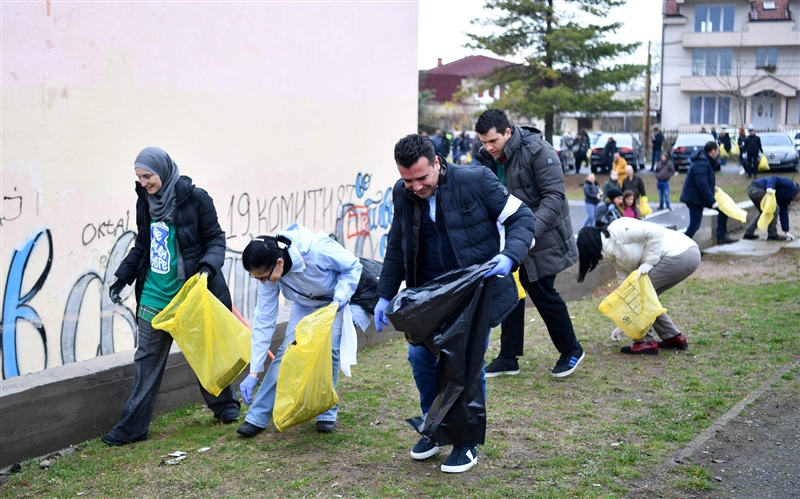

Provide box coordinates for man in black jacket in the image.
[372,134,535,473]
[743,127,763,179]
[474,109,585,380]
[651,127,664,171]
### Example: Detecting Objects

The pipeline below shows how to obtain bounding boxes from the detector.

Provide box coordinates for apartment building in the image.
[661,0,800,130]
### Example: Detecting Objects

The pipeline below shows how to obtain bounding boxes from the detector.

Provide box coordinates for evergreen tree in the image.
[466,0,645,143]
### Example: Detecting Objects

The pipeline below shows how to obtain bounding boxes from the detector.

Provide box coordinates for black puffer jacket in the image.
[477,126,578,281]
[115,176,232,309]
[378,159,535,327]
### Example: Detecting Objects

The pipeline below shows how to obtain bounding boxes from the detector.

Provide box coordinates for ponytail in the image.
[242,235,293,273]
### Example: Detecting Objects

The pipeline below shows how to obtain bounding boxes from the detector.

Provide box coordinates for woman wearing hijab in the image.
[102,147,240,446]
[576,218,700,355]
[235,225,363,437]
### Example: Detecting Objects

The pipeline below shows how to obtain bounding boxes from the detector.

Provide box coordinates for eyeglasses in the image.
[249,264,276,283]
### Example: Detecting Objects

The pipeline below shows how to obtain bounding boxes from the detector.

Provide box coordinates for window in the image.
[692,48,734,76]
[756,48,778,70]
[763,1,776,9]
[695,5,735,32]
[690,96,730,124]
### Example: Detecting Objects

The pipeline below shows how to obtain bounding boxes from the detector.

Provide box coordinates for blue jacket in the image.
[680,150,717,208]
[754,177,799,232]
[378,158,535,327]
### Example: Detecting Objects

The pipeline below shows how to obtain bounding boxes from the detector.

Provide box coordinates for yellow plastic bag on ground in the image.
[512,270,526,300]
[273,303,339,431]
[714,187,747,223]
[639,195,653,217]
[758,190,777,231]
[758,155,770,172]
[152,274,251,396]
[598,272,667,340]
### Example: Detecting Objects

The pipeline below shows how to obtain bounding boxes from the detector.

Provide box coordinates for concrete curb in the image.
[671,359,800,466]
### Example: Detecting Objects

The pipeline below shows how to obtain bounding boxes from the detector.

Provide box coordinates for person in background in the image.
[576,218,701,355]
[235,225,363,438]
[742,177,800,241]
[680,141,738,245]
[622,165,646,201]
[737,126,747,175]
[743,127,763,180]
[718,130,731,156]
[103,147,241,446]
[603,137,618,174]
[474,109,585,380]
[603,170,620,198]
[710,126,718,141]
[654,152,675,211]
[621,190,640,219]
[594,187,624,228]
[583,173,602,227]
[574,129,591,173]
[612,152,628,183]
[560,129,576,171]
[374,133,535,473]
[651,127,664,171]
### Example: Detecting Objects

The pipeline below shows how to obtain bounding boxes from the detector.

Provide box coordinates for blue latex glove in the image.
[374,297,390,332]
[484,254,513,278]
[334,298,346,310]
[239,374,259,405]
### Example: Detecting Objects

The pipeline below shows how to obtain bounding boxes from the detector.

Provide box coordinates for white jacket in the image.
[601,218,698,283]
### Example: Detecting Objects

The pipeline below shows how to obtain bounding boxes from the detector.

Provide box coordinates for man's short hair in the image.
[704,141,719,153]
[394,134,436,168]
[652,127,659,132]
[475,109,512,135]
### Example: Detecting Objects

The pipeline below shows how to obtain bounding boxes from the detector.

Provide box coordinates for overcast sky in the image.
[418,0,664,71]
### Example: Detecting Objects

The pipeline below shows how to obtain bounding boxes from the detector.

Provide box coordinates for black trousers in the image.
[519,269,580,355]
[746,153,759,177]
[498,299,526,358]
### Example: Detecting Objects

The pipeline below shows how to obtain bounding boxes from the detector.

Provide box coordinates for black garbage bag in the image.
[385,262,494,446]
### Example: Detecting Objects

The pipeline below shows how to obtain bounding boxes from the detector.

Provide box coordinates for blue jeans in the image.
[245,303,343,428]
[584,202,598,227]
[407,328,490,415]
[651,148,661,169]
[656,180,671,209]
[685,204,729,241]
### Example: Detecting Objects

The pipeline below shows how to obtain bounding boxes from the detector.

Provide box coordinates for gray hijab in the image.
[134,147,181,222]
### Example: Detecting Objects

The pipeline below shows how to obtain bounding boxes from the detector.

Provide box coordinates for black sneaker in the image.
[767,235,788,241]
[551,347,585,378]
[316,420,336,433]
[410,436,439,460]
[218,410,240,424]
[743,234,759,240]
[717,237,739,245]
[485,356,520,378]
[441,445,478,473]
[236,421,265,438]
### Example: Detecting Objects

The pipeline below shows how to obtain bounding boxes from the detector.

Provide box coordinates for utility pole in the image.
[643,41,652,167]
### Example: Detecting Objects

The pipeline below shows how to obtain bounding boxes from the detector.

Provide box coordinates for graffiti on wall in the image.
[0,173,392,379]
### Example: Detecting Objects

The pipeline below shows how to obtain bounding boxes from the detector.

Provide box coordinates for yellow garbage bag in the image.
[639,195,653,217]
[719,147,728,160]
[730,143,740,159]
[598,272,667,340]
[714,187,747,223]
[273,303,339,432]
[758,154,770,172]
[152,274,251,396]
[512,270,526,300]
[758,190,777,231]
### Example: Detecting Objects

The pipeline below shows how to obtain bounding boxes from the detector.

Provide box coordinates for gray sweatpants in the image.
[639,246,702,343]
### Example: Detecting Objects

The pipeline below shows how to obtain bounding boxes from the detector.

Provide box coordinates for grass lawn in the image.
[564,170,800,206]
[3,250,799,498]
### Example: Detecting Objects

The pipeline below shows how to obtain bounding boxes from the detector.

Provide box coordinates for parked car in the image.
[589,134,645,172]
[758,132,799,172]
[672,133,717,172]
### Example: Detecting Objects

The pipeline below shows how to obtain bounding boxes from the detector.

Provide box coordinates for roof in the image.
[749,0,792,21]
[424,55,516,77]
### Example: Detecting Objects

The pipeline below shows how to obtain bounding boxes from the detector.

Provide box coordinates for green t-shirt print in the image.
[140,220,182,310]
